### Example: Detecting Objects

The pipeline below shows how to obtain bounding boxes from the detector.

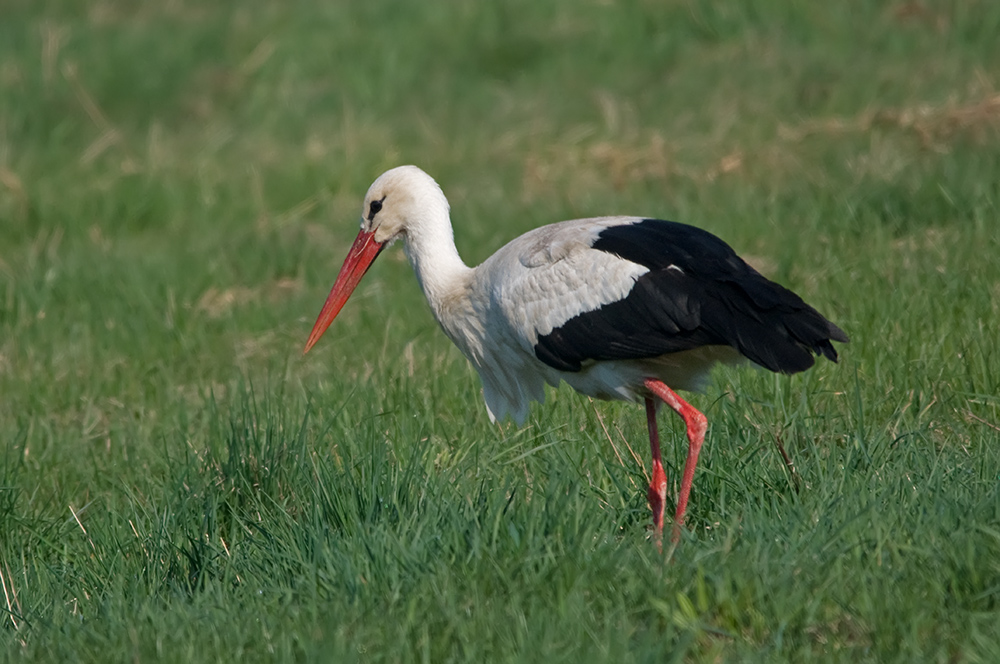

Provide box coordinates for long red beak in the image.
[304,228,385,353]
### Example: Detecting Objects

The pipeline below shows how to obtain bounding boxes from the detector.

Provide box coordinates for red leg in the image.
[645,396,667,544]
[643,378,707,542]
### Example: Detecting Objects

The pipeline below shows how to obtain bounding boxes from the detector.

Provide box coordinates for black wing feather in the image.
[533,219,849,373]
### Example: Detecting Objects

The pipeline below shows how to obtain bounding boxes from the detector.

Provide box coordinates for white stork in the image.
[304,165,848,542]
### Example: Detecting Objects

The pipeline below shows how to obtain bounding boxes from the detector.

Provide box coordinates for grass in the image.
[2,0,1000,660]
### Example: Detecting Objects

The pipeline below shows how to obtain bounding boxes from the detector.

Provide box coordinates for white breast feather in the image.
[458,218,652,423]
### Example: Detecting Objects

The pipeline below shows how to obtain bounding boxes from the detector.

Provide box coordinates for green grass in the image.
[2,0,1000,660]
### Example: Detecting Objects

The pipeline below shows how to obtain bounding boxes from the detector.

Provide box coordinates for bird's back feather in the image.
[533,218,849,374]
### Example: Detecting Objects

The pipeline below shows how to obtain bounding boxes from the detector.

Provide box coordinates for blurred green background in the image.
[1,1,999,661]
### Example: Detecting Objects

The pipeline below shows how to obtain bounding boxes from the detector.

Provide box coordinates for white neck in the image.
[402,208,474,324]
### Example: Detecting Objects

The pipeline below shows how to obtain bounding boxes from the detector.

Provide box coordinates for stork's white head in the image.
[362,165,450,246]
[303,165,452,353]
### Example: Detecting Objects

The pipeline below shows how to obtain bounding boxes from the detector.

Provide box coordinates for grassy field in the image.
[2,0,1000,661]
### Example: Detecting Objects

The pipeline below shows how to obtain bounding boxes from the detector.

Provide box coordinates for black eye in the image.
[368,197,385,221]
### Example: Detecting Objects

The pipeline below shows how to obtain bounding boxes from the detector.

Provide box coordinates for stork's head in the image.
[361,165,449,245]
[303,165,447,353]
